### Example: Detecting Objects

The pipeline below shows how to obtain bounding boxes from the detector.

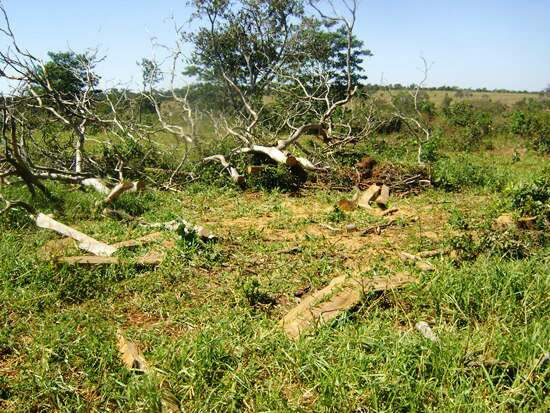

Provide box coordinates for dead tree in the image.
[0,4,148,198]
[389,57,434,166]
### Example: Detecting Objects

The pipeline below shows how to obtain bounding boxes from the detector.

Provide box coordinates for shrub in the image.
[507,172,550,224]
[432,155,507,191]
[246,164,307,192]
[508,111,550,154]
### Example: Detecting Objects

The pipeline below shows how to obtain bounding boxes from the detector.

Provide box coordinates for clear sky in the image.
[1,0,548,91]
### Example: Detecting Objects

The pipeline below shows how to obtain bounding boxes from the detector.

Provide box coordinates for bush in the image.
[433,155,507,191]
[246,164,307,192]
[508,111,550,154]
[507,172,550,224]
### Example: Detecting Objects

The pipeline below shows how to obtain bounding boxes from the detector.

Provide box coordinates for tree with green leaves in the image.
[36,51,99,99]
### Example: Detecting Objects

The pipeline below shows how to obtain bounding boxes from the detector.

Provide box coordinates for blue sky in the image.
[2,0,549,91]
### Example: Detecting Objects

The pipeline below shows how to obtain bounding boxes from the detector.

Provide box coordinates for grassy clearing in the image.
[1,140,549,411]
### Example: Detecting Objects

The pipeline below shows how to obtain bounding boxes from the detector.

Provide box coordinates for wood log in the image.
[34,213,117,257]
[357,184,381,209]
[375,185,390,208]
[56,251,166,266]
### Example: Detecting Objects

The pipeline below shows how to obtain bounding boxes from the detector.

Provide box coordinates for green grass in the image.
[1,143,549,412]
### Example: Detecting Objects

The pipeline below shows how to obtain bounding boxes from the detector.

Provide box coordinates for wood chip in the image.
[415,321,439,342]
[280,272,415,339]
[415,261,435,272]
[493,213,515,231]
[116,331,181,412]
[338,199,356,211]
[117,331,149,373]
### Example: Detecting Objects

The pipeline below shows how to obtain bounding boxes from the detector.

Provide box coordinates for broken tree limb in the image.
[361,218,398,235]
[204,155,245,186]
[417,249,447,258]
[280,272,415,340]
[375,185,390,208]
[104,180,145,204]
[81,178,110,194]
[237,145,326,172]
[381,207,399,217]
[398,251,435,272]
[34,213,117,256]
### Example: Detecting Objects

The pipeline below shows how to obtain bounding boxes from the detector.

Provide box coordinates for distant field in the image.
[374,89,543,106]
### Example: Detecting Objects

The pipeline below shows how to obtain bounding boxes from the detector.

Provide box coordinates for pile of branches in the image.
[360,162,432,195]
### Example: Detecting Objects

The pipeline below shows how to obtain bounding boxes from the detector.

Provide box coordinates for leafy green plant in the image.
[241,277,274,307]
[326,206,346,223]
[507,173,550,224]
[246,164,306,192]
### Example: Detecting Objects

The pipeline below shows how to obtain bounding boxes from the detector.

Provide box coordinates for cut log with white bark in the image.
[280,272,415,339]
[357,184,381,209]
[238,145,325,172]
[34,213,117,256]
[375,185,390,208]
